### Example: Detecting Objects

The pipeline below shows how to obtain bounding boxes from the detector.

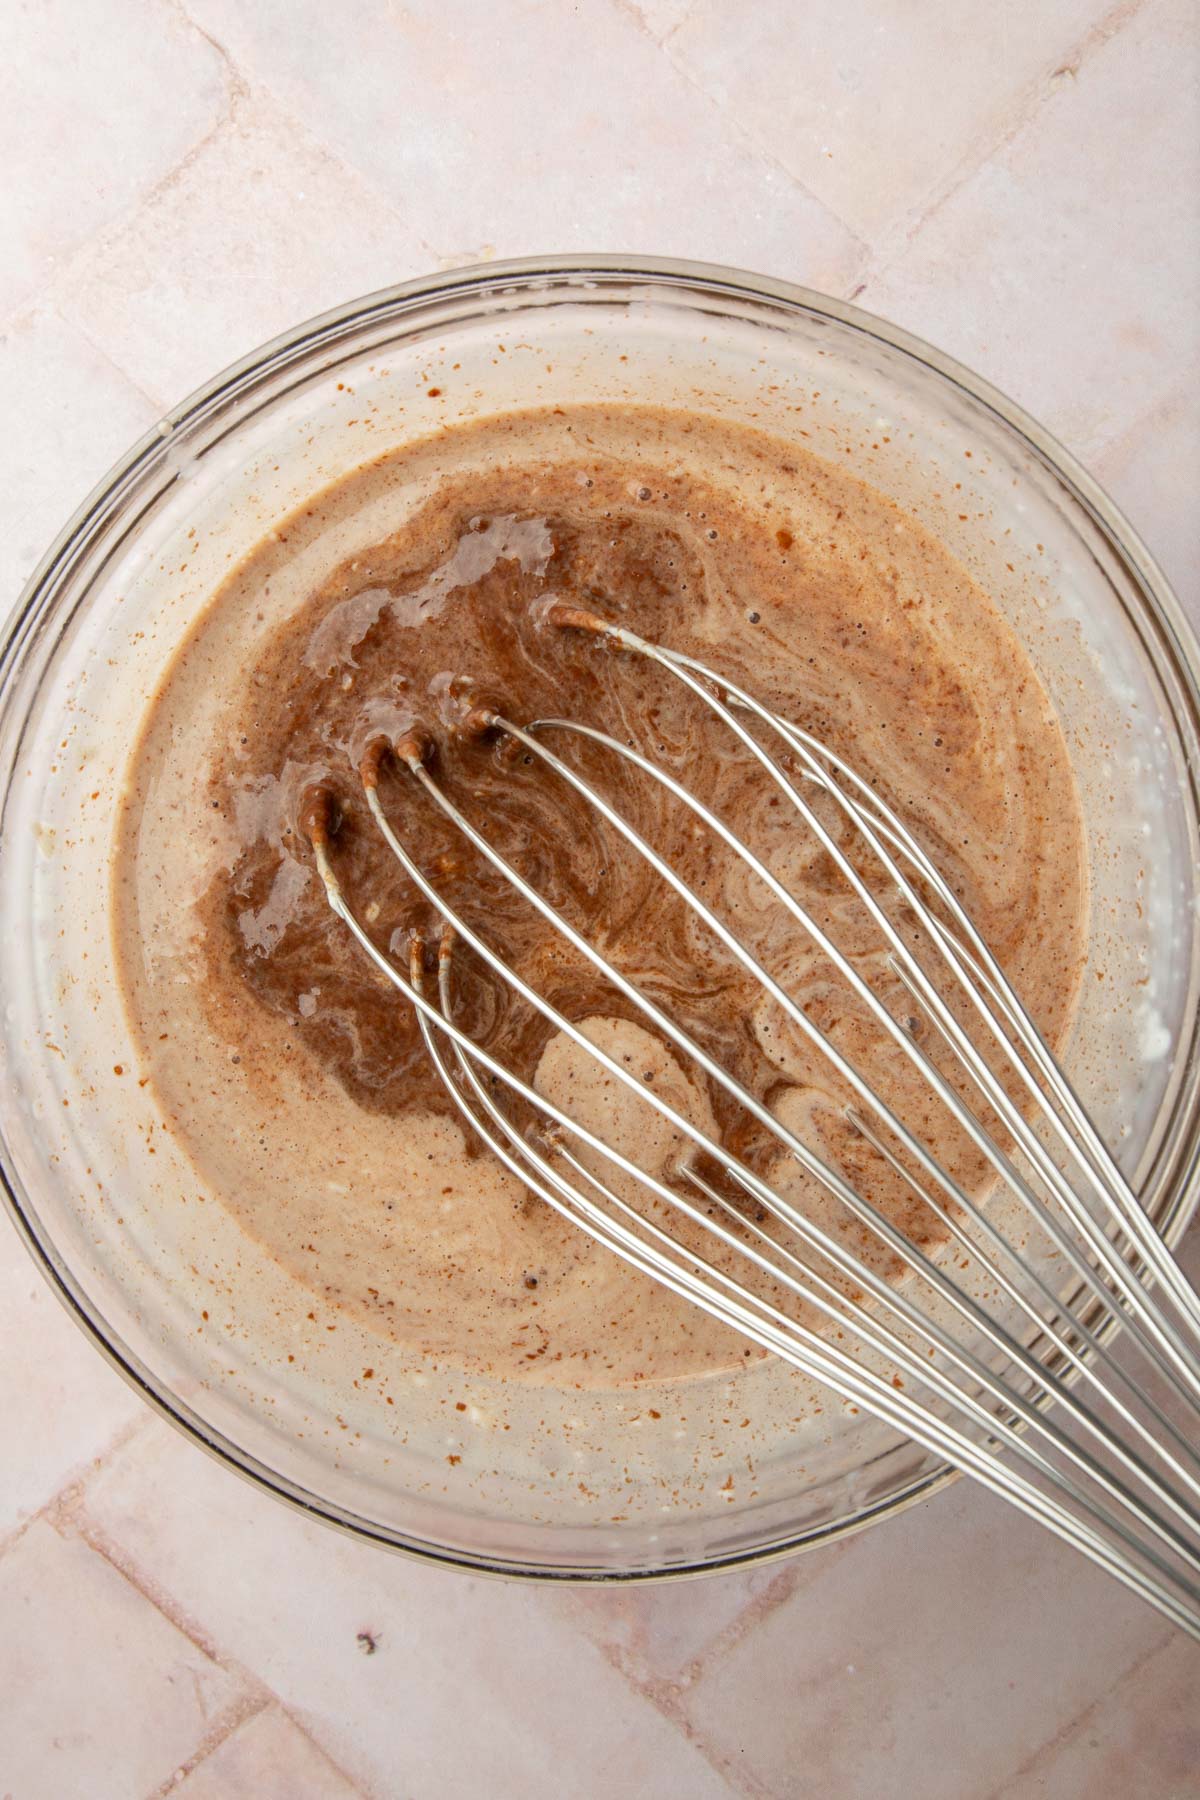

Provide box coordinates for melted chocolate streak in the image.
[209,506,1004,1230]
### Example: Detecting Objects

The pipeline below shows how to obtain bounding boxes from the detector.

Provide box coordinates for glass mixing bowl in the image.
[2,256,1199,1581]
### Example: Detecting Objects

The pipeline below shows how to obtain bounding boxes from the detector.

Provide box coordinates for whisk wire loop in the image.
[307,613,1200,1635]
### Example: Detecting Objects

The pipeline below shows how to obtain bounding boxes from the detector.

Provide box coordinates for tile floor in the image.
[1,1,1197,1793]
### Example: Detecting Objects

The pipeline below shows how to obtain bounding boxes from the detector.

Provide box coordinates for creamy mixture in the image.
[114,404,1087,1387]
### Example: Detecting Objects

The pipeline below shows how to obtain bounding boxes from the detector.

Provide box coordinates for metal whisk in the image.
[306,604,1200,1634]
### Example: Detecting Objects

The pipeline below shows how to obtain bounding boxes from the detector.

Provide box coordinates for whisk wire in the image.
[529,714,1200,1471]
[306,613,1200,1635]
[404,934,1198,1629]
[777,684,1200,1318]
[417,934,1200,1634]
[652,628,1200,1388]
[383,720,1200,1548]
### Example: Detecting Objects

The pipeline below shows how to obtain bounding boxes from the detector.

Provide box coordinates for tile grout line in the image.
[142,1692,371,1800]
[1,1435,325,1798]
[48,1440,298,1731]
[47,302,167,415]
[142,1689,271,1800]
[8,6,1189,1792]
[170,0,441,268]
[0,1408,155,1564]
[56,1428,399,1800]
[1087,353,1200,467]
[593,1641,772,1800]
[984,1623,1179,1800]
[674,1560,807,1688]
[259,1705,372,1800]
[59,1476,267,1679]
[1,1412,373,1797]
[162,0,249,105]
[37,76,244,335]
[12,0,429,361]
[8,6,821,1782]
[279,1710,372,1799]
[595,1547,863,1796]
[604,0,870,287]
[56,1486,370,1797]
[859,0,1159,291]
[0,0,238,344]
[29,66,437,417]
[608,0,688,48]
[564,1577,808,1799]
[632,0,1155,299]
[66,1452,381,1799]
[23,90,434,412]
[65,0,248,279]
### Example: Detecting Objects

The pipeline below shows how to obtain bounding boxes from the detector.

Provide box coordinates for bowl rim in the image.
[3,252,1199,1584]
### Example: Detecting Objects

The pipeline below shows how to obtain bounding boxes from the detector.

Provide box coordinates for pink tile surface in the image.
[1094,379,1200,621]
[624,0,694,40]
[0,310,159,613]
[1,0,1197,1793]
[564,1556,800,1685]
[174,1706,362,1799]
[179,0,864,284]
[679,1481,1193,1799]
[858,0,1200,462]
[666,0,1106,238]
[0,0,226,319]
[81,1422,736,1799]
[58,90,428,409]
[0,1215,142,1535]
[0,1520,247,1800]
[993,1631,1200,1799]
